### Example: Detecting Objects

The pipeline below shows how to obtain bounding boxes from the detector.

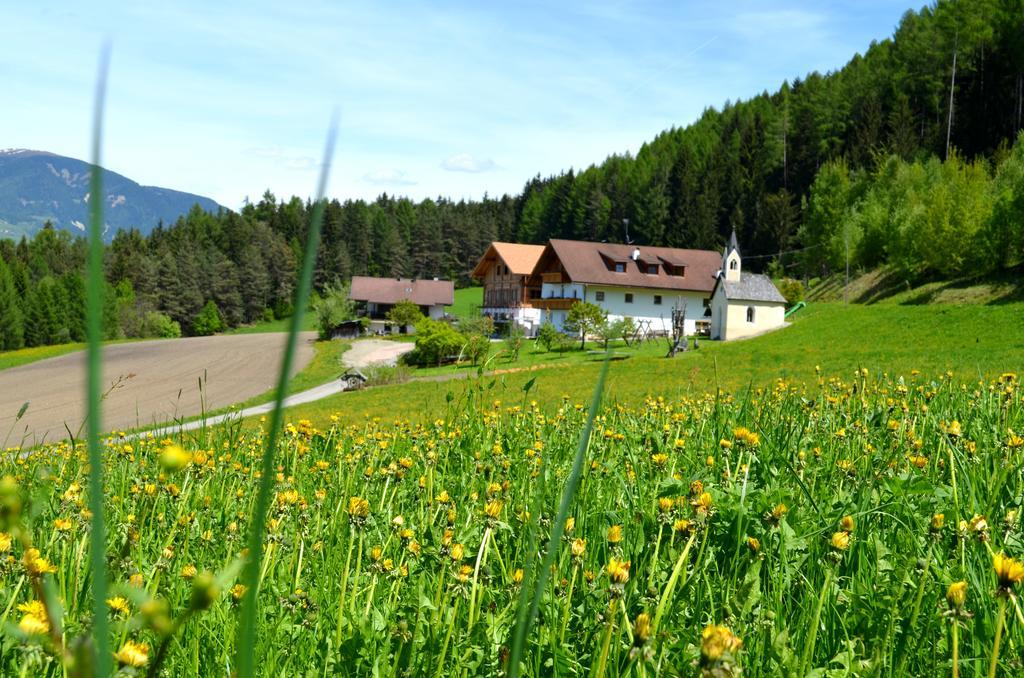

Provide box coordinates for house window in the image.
[654,295,662,305]
[625,293,634,303]
[675,266,686,277]
[614,262,626,273]
[746,306,755,323]
[730,260,739,271]
[595,291,605,302]
[646,264,658,274]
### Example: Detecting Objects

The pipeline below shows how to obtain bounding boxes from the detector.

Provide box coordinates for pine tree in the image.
[0,257,24,351]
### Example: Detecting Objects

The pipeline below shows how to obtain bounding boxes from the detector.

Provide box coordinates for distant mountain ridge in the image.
[0,149,222,240]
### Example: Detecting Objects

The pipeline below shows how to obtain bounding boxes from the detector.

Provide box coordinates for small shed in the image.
[329,319,363,340]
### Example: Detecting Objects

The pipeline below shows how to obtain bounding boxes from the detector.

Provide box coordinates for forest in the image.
[0,0,1022,349]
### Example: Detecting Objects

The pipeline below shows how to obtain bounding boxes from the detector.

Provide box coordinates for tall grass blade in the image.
[85,42,112,678]
[235,115,338,677]
[507,354,610,678]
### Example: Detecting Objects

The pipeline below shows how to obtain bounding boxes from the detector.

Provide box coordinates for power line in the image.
[738,242,824,260]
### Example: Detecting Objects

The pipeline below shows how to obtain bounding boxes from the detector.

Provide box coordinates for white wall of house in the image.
[710,285,786,341]
[540,282,585,300]
[427,304,445,320]
[541,283,709,336]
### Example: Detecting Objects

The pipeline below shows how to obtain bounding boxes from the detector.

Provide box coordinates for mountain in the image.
[0,149,222,240]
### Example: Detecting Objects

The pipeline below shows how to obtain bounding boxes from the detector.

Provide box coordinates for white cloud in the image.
[441,153,496,173]
[244,146,318,171]
[362,169,416,186]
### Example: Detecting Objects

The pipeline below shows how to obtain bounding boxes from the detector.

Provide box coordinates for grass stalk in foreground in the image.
[506,353,610,678]
[86,43,112,678]
[235,117,337,678]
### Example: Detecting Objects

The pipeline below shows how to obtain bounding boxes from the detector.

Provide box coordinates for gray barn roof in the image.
[719,272,787,303]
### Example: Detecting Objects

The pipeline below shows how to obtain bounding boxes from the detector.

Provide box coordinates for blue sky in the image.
[3,1,913,209]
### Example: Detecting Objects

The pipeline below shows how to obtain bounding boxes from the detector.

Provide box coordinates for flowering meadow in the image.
[1,370,1022,676]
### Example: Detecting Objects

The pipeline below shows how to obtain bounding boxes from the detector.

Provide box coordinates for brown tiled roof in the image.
[471,242,546,279]
[349,276,454,306]
[542,239,722,293]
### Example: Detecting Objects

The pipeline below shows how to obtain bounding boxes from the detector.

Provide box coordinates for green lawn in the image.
[226,313,318,334]
[276,301,1024,426]
[409,336,666,377]
[445,286,481,320]
[0,343,87,371]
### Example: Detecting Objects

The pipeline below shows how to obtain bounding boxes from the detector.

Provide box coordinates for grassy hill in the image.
[276,301,1024,427]
[808,267,1024,306]
[446,286,482,320]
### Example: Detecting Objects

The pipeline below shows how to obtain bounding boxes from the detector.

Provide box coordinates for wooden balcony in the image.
[541,271,569,284]
[534,298,578,310]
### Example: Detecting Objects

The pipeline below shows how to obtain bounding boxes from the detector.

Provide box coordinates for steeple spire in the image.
[728,229,740,256]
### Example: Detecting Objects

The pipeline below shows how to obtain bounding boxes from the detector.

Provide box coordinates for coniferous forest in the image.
[0,0,1022,349]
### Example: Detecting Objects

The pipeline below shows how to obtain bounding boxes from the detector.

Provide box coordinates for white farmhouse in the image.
[709,232,788,340]
[532,239,722,336]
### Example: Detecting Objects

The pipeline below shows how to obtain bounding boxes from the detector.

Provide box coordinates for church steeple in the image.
[723,230,741,282]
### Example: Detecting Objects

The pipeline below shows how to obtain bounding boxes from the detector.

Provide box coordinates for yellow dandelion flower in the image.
[106,596,131,616]
[114,640,149,667]
[700,624,742,663]
[607,558,631,585]
[0,532,11,552]
[993,553,1024,592]
[607,525,623,544]
[18,613,49,635]
[484,499,503,520]
[633,613,652,644]
[946,581,967,609]
[347,496,370,522]
[839,515,855,533]
[159,444,192,471]
[24,548,57,575]
[830,531,851,551]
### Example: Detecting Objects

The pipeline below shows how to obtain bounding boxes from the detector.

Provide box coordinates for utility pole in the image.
[946,36,958,160]
[844,227,850,305]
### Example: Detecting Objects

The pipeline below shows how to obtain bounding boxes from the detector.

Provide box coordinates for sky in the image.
[2,1,915,210]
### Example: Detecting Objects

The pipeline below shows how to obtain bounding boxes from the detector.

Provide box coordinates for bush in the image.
[536,322,561,352]
[386,300,424,330]
[314,282,357,340]
[459,315,495,337]
[404,318,464,366]
[462,333,491,366]
[142,311,182,338]
[362,362,412,386]
[778,278,806,306]
[503,323,525,361]
[192,300,224,336]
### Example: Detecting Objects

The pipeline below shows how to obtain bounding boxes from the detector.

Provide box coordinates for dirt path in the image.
[342,339,415,369]
[0,333,315,446]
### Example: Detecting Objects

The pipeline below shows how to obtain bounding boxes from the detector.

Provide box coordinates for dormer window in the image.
[614,262,626,273]
[645,264,658,274]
